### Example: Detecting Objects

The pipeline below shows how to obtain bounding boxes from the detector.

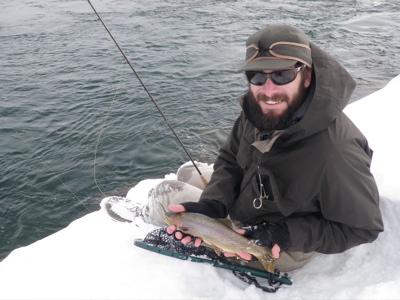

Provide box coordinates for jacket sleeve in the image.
[284,133,384,254]
[199,113,245,211]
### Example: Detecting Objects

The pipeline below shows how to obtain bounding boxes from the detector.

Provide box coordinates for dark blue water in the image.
[1,0,399,261]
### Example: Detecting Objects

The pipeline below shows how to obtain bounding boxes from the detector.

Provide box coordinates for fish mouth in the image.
[163,213,173,225]
[163,212,182,228]
[155,202,173,225]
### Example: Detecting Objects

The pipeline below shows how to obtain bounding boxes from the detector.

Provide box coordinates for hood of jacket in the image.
[238,42,356,149]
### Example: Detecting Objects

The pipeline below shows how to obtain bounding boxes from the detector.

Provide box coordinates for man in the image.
[104,24,383,271]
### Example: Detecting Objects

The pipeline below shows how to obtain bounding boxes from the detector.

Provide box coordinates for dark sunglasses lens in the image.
[246,69,298,86]
[271,70,296,85]
[246,72,267,86]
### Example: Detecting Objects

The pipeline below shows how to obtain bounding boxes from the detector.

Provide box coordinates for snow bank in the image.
[0,75,399,299]
[344,75,400,202]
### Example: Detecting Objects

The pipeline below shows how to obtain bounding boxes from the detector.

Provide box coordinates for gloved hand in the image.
[166,199,226,246]
[224,222,290,260]
[180,198,227,218]
[241,222,290,252]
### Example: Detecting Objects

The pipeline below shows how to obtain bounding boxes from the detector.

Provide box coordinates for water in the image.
[0,0,399,261]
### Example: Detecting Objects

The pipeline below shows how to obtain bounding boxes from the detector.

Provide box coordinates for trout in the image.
[164,212,276,273]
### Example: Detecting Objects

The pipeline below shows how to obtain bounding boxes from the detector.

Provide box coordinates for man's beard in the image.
[243,81,309,131]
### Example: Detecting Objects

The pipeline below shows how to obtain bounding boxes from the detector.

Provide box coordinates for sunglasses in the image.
[245,66,303,86]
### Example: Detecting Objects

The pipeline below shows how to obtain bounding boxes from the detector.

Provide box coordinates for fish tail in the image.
[255,252,276,274]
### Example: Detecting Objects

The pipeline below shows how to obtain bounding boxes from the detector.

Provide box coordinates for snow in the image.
[1,75,400,299]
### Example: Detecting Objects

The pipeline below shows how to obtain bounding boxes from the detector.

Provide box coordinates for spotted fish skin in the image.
[164,212,276,273]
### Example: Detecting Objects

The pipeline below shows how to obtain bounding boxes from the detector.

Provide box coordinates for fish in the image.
[164,211,276,273]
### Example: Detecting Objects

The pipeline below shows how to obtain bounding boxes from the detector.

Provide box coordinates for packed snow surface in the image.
[0,75,399,299]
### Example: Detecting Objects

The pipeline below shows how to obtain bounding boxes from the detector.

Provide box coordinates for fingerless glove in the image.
[242,222,290,251]
[181,198,227,219]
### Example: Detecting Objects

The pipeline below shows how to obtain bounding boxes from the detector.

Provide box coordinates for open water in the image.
[1,0,399,261]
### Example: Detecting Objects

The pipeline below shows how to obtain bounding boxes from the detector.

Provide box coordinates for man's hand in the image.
[231,222,290,259]
[166,204,202,246]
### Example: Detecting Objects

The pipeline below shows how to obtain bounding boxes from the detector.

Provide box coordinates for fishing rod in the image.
[87,0,208,186]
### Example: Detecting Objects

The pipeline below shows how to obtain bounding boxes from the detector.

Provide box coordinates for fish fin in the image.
[208,243,224,256]
[235,254,251,262]
[209,244,249,262]
[213,249,222,256]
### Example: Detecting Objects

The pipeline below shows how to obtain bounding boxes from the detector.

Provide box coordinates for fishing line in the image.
[0,112,93,213]
[87,0,208,186]
[93,56,125,197]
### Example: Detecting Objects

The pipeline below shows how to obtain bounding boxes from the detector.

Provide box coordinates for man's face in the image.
[243,66,312,131]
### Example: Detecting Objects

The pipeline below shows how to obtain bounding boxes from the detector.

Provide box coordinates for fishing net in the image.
[140,228,290,293]
[143,227,222,260]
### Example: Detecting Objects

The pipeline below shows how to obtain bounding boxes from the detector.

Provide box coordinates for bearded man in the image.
[105,24,383,271]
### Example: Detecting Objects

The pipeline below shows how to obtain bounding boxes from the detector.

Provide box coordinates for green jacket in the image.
[201,43,384,254]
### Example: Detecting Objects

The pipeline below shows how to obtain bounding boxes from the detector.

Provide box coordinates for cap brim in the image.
[238,58,297,72]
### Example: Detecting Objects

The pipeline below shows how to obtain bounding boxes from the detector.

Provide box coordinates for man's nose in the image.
[260,78,279,97]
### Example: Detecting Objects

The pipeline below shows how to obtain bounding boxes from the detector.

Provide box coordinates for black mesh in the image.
[141,228,289,293]
[142,227,222,261]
